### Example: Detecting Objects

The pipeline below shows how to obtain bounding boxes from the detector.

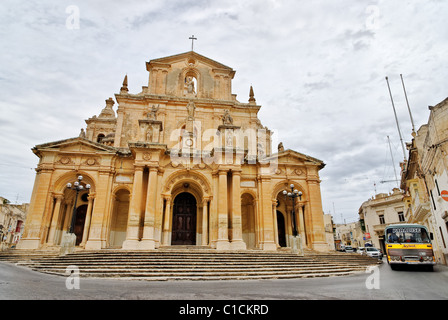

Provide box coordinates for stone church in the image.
[18,51,328,252]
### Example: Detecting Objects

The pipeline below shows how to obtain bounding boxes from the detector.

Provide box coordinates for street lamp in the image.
[282,184,302,237]
[66,175,91,235]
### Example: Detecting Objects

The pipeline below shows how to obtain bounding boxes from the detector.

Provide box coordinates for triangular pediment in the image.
[267,149,325,169]
[33,137,117,155]
[147,51,234,72]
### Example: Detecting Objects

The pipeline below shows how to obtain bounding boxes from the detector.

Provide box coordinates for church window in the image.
[97,133,105,143]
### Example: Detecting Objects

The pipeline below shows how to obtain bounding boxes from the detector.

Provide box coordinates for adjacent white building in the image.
[0,197,28,250]
[405,97,448,265]
[358,188,405,253]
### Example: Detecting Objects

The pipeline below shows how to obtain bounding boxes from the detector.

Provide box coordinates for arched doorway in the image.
[171,192,197,245]
[277,211,287,247]
[74,204,87,245]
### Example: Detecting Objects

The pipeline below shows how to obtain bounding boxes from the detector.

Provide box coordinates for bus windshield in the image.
[386,227,431,244]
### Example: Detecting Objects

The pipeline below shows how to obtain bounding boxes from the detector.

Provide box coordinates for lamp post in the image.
[282,184,302,238]
[66,175,91,235]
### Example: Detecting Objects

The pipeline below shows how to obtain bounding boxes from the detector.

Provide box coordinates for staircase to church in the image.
[0,248,381,281]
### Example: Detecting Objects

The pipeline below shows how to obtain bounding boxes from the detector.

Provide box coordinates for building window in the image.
[430,190,436,210]
[435,179,441,196]
[440,227,446,249]
[398,211,405,222]
[379,215,385,225]
[97,133,105,143]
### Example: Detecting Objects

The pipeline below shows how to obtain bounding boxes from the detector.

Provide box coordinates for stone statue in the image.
[146,127,153,142]
[79,128,86,138]
[186,76,195,94]
[222,109,233,125]
[278,142,284,152]
[186,101,196,120]
[146,104,159,120]
[226,133,233,147]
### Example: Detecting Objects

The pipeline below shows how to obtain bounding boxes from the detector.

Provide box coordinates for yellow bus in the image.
[385,223,435,271]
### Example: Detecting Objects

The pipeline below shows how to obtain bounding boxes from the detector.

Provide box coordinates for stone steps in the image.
[0,249,380,281]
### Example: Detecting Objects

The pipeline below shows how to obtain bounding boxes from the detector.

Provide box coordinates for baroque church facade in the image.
[18,51,329,252]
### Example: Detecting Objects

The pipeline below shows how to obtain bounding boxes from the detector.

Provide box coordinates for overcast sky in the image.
[1,0,447,224]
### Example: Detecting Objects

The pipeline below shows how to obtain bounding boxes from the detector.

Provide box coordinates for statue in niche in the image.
[226,133,233,147]
[257,142,265,158]
[146,104,159,120]
[146,127,153,142]
[185,76,196,94]
[222,109,233,125]
[186,101,196,120]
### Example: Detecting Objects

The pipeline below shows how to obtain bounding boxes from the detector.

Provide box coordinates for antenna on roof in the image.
[387,135,399,188]
[400,74,416,134]
[385,76,407,161]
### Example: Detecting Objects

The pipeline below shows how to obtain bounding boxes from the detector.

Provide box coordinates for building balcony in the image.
[373,224,386,236]
[413,201,431,222]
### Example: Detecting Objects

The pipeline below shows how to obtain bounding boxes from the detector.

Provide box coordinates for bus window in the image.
[386,227,431,244]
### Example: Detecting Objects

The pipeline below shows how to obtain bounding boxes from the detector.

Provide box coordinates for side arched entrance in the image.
[171,192,197,245]
[74,204,87,246]
[276,211,287,248]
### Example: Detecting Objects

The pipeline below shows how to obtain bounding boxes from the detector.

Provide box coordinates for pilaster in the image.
[85,170,113,250]
[230,170,246,250]
[80,193,95,247]
[17,168,54,250]
[122,165,144,250]
[47,193,64,245]
[140,167,158,250]
[216,169,230,250]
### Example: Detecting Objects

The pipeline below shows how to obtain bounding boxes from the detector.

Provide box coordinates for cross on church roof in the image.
[189,35,197,51]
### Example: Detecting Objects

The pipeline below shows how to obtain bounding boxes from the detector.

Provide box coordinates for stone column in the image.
[80,193,95,247]
[297,203,307,247]
[17,168,54,250]
[62,200,72,232]
[154,170,164,248]
[254,198,262,249]
[47,193,63,245]
[209,171,219,247]
[162,196,172,246]
[201,198,209,246]
[122,165,144,250]
[272,200,279,247]
[141,167,158,249]
[307,180,328,252]
[85,171,113,250]
[230,170,246,250]
[259,177,277,251]
[216,170,230,250]
[113,108,125,148]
